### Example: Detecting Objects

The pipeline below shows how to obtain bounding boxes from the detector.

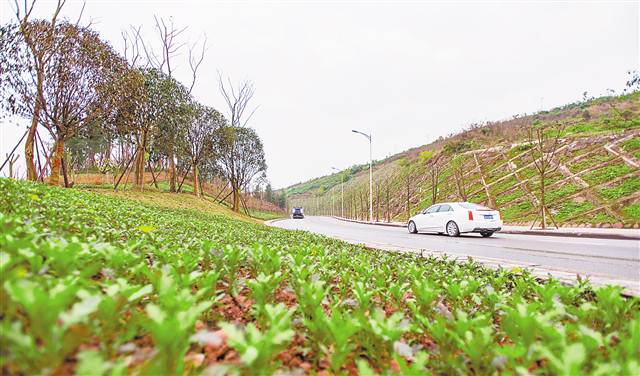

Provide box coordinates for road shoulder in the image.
[331,216,640,240]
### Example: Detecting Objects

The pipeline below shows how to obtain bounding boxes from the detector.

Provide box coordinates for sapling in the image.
[142,266,212,375]
[353,281,374,318]
[221,303,295,375]
[96,279,153,353]
[324,307,361,372]
[3,279,101,373]
[393,351,429,374]
[222,245,246,295]
[410,279,438,316]
[247,272,284,319]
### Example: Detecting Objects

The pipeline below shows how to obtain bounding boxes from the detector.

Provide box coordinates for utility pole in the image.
[352,130,373,222]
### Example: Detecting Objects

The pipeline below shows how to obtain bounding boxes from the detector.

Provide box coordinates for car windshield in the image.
[458,202,490,210]
[293,208,302,213]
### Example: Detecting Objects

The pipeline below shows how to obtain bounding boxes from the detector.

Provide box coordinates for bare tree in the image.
[420,150,443,205]
[529,121,565,229]
[121,25,143,67]
[450,155,468,201]
[398,157,414,221]
[5,153,20,178]
[218,74,258,127]
[384,175,392,222]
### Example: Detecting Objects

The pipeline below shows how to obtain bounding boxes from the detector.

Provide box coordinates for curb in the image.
[264,218,287,226]
[331,216,640,241]
[499,229,640,241]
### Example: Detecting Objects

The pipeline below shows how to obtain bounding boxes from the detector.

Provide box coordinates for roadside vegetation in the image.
[287,91,640,228]
[1,1,283,219]
[2,178,639,374]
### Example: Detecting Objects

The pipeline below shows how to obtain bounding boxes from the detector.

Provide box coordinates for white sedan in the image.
[407,202,502,237]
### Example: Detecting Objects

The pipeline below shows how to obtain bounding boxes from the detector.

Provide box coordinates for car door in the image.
[417,205,440,231]
[434,204,454,232]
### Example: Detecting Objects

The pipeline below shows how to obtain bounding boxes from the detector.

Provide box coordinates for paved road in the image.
[273,216,640,294]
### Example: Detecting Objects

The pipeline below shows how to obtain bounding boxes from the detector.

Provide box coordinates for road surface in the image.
[272,216,640,294]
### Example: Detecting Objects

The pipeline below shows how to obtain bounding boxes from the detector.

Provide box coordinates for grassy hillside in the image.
[72,172,285,221]
[2,178,639,374]
[84,188,264,225]
[286,93,640,227]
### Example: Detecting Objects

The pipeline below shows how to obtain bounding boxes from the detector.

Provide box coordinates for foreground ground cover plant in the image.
[1,178,638,375]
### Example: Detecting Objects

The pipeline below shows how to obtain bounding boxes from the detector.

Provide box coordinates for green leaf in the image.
[61,292,102,327]
[145,304,165,324]
[127,284,153,302]
[241,346,258,365]
[76,350,111,376]
[137,225,156,233]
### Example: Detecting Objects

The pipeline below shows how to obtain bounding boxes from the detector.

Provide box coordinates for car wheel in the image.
[446,221,460,237]
[481,231,494,238]
[408,221,418,234]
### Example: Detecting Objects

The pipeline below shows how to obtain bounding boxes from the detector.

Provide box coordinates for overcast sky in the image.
[1,0,638,188]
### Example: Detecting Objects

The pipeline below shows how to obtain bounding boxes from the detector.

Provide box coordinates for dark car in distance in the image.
[292,207,304,219]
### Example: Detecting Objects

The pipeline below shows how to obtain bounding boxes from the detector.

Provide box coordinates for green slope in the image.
[286,93,640,227]
[2,178,639,374]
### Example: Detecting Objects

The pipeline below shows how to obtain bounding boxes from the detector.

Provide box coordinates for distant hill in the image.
[284,92,640,228]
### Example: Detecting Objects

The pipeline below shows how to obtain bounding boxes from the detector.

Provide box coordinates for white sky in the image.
[1,0,638,188]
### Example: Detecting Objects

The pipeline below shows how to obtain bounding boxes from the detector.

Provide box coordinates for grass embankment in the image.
[85,188,263,225]
[78,181,284,223]
[1,178,639,375]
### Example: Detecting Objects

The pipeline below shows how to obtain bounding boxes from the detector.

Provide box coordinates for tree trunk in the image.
[430,168,439,205]
[352,195,356,219]
[455,171,467,201]
[540,173,546,229]
[376,184,380,222]
[25,108,40,181]
[135,131,147,190]
[193,163,201,197]
[103,141,112,170]
[232,185,241,212]
[406,177,410,221]
[61,156,70,188]
[134,149,145,190]
[26,66,45,181]
[386,187,390,222]
[48,137,65,186]
[168,150,177,192]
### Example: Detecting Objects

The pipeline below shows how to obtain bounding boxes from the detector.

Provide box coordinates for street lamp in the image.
[352,129,373,222]
[332,166,344,218]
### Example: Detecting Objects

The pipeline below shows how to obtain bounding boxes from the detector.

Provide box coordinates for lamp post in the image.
[332,166,344,218]
[352,130,373,222]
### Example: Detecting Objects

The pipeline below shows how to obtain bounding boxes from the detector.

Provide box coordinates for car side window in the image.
[438,204,452,212]
[425,205,440,214]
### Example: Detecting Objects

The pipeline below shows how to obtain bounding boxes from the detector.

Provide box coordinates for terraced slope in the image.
[1,178,639,374]
[287,93,640,227]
